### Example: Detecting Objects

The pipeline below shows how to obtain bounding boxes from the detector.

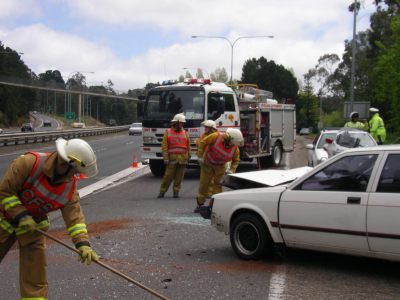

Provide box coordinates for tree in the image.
[240,57,298,101]
[297,70,319,130]
[184,71,192,79]
[0,42,36,125]
[196,68,204,79]
[210,67,228,83]
[373,13,400,135]
[304,54,341,128]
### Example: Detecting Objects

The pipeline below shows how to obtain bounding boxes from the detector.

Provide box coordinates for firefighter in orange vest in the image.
[0,138,99,300]
[195,128,243,213]
[157,114,191,198]
[196,120,218,197]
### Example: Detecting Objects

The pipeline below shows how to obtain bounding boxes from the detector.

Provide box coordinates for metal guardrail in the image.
[0,126,129,146]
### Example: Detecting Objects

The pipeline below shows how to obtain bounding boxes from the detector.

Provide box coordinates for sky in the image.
[0,0,376,93]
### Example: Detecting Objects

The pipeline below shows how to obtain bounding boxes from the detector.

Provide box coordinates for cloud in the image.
[0,0,40,19]
[0,0,377,91]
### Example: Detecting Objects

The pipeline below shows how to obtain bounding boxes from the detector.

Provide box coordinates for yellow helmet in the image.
[56,138,98,178]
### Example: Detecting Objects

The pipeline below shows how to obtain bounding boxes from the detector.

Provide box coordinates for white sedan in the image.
[306,128,377,166]
[129,122,142,135]
[203,145,400,262]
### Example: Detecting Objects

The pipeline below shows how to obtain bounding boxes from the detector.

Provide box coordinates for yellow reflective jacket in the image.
[369,113,386,143]
[198,132,240,172]
[0,152,90,245]
[161,126,191,164]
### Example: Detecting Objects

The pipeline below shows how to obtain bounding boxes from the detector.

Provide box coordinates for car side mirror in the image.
[305,144,314,150]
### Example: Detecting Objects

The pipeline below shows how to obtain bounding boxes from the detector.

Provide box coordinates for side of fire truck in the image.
[139,79,296,176]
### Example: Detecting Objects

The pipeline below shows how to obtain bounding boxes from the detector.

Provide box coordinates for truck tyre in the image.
[149,159,165,177]
[271,142,283,167]
[230,213,272,260]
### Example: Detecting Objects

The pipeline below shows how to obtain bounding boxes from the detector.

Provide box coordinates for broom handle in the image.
[36,229,169,300]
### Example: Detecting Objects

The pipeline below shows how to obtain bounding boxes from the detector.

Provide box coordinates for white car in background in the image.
[306,128,377,167]
[129,122,142,135]
[203,145,400,262]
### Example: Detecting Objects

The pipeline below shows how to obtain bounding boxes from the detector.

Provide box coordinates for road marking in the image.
[79,163,150,197]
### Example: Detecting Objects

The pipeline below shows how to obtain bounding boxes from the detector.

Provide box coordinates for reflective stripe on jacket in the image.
[205,132,237,165]
[166,128,189,154]
[18,152,76,217]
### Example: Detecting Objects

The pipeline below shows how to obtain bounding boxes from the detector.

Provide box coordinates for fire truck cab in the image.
[140,79,295,176]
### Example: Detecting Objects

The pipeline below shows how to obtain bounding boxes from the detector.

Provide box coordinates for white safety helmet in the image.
[56,138,98,178]
[225,128,244,146]
[369,107,379,113]
[350,111,359,118]
[171,113,186,123]
[201,120,217,129]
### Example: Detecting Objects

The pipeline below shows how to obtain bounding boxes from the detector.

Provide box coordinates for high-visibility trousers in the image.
[159,163,186,194]
[0,227,48,299]
[196,162,226,205]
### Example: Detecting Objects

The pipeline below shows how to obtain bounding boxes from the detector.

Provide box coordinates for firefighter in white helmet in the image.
[196,120,218,197]
[195,128,242,213]
[0,138,99,299]
[157,114,191,198]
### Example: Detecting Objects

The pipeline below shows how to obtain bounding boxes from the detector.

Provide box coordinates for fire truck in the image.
[139,79,296,176]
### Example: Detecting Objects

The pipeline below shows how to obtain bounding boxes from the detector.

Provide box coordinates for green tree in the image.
[0,42,36,125]
[196,68,204,79]
[240,57,298,102]
[297,70,319,130]
[373,13,400,135]
[210,67,228,83]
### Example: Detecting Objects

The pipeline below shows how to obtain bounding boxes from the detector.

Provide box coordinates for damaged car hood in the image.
[223,166,313,189]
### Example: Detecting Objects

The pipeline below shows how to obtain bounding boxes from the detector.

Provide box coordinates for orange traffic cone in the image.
[131,152,138,168]
[76,173,88,180]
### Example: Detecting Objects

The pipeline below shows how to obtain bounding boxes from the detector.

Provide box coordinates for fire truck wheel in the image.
[271,143,283,167]
[149,159,166,177]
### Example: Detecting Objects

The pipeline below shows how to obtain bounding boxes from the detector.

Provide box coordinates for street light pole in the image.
[191,35,274,83]
[350,0,359,113]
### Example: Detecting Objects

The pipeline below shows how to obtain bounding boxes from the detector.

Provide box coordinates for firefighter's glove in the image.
[198,158,204,165]
[225,169,234,175]
[18,215,37,233]
[78,246,99,265]
[163,160,169,165]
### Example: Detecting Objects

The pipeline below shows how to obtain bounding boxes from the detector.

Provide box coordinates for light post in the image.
[191,35,274,83]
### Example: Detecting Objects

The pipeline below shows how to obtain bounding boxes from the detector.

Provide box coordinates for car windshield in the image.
[317,133,337,148]
[132,123,142,127]
[144,89,205,120]
[336,131,376,148]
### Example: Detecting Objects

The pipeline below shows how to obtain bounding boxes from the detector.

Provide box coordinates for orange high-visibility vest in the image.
[166,128,188,154]
[205,132,237,165]
[18,152,76,217]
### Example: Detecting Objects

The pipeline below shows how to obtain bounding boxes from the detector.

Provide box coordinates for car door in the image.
[279,153,378,253]
[367,152,400,256]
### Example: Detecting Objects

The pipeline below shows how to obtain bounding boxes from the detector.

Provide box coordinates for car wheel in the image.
[230,213,272,260]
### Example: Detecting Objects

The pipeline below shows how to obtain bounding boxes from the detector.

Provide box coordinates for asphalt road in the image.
[0,132,142,187]
[2,135,400,299]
